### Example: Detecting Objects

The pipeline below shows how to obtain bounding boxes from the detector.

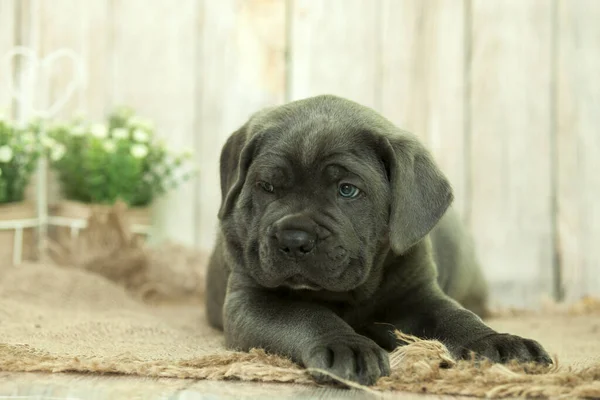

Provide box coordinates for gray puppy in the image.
[206,95,551,385]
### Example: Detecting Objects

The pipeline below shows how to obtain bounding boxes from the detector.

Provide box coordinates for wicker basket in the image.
[0,201,38,266]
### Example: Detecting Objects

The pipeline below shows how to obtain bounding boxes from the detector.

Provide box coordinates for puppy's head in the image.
[218,95,452,292]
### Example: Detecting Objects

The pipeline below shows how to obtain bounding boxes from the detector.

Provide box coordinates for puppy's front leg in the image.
[367,283,552,365]
[224,273,390,385]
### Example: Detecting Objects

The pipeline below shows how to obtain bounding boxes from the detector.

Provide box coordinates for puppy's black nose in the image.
[276,229,316,257]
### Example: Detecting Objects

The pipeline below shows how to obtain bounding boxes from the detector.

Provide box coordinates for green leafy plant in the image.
[0,115,42,204]
[46,107,195,207]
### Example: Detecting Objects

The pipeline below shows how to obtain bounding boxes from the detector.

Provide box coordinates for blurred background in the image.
[0,0,598,310]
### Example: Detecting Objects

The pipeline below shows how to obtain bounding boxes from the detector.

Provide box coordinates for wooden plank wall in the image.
[196,0,286,251]
[380,0,467,219]
[1,0,599,308]
[469,0,555,307]
[556,0,600,302]
[0,0,16,117]
[110,0,199,246]
[289,0,380,109]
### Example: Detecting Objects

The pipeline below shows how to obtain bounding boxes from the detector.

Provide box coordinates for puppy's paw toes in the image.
[303,333,390,386]
[460,333,553,365]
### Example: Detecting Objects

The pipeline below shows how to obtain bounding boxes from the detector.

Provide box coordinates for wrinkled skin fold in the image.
[205,95,552,386]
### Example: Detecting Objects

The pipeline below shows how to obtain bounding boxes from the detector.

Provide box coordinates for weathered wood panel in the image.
[34,0,109,120]
[0,0,16,116]
[381,0,467,219]
[556,0,600,301]
[111,0,199,246]
[21,0,111,205]
[469,0,554,308]
[195,0,286,251]
[289,0,380,110]
[3,0,600,305]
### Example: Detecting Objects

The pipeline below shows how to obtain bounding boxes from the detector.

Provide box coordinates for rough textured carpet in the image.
[0,205,599,399]
[1,262,599,398]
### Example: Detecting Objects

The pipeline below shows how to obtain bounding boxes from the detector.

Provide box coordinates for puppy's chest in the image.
[287,290,375,327]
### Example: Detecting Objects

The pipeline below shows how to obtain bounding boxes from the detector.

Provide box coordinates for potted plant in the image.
[45,106,195,241]
[0,115,42,264]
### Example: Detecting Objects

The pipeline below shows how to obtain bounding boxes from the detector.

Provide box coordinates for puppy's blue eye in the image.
[338,183,360,198]
[259,181,274,193]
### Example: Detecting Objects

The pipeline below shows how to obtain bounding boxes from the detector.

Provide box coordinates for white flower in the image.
[112,127,129,140]
[90,123,108,139]
[51,143,66,161]
[130,144,148,159]
[103,140,116,153]
[132,129,149,142]
[71,125,86,137]
[0,145,13,162]
[41,136,56,149]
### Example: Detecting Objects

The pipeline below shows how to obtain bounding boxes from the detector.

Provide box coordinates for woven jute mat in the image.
[0,203,599,399]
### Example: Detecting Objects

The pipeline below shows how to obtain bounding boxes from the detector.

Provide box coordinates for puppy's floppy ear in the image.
[380,133,453,254]
[218,123,263,220]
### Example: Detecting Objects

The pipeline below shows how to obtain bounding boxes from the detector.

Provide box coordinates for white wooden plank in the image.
[381,0,467,219]
[0,0,16,116]
[289,0,380,110]
[556,0,600,301]
[111,0,199,247]
[470,0,554,308]
[196,0,286,251]
[9,0,40,205]
[35,0,109,120]
[27,0,110,206]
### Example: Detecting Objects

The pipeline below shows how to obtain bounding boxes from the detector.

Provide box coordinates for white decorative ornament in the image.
[2,46,86,119]
[2,43,87,265]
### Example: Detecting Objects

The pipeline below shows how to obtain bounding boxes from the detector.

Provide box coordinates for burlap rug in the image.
[0,204,599,399]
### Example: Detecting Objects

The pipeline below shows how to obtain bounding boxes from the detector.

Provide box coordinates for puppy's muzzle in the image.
[275,229,316,257]
[270,214,321,259]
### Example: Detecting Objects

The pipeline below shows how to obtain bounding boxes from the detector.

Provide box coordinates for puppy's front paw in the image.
[460,333,552,365]
[302,333,390,386]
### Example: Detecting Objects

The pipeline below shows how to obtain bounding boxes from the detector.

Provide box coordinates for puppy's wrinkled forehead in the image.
[246,97,390,180]
[295,129,357,167]
[262,119,373,169]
